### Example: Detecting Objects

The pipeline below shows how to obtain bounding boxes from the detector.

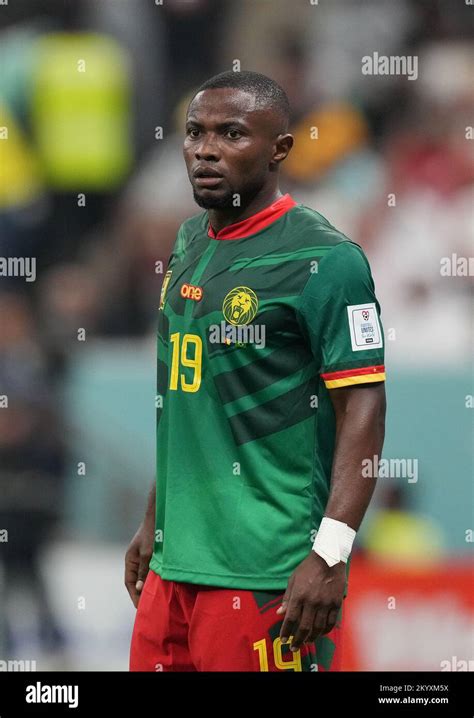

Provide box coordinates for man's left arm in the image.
[279,239,387,651]
[278,382,386,651]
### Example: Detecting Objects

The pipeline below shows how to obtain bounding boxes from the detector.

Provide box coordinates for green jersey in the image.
[149,194,385,590]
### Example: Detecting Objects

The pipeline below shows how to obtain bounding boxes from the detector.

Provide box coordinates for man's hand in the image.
[125,518,154,609]
[277,552,346,651]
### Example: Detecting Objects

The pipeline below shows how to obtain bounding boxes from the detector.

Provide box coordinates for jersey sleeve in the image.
[298,241,386,389]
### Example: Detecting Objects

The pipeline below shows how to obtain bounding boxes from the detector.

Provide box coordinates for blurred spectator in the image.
[362,486,445,566]
[0,292,66,657]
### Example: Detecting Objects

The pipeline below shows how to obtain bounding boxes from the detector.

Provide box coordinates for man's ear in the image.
[270,134,294,169]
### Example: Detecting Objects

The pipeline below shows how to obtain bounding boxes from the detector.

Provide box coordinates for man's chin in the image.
[192,189,234,210]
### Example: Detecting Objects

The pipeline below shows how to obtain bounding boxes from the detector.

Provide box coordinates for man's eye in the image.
[187,128,200,138]
[226,129,241,139]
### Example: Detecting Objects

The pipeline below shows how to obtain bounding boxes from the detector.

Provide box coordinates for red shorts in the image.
[129,569,344,672]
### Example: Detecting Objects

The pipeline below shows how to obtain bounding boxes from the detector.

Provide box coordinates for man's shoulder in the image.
[287,203,352,250]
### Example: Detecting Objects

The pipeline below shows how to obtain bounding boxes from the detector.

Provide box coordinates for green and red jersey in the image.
[150,194,385,590]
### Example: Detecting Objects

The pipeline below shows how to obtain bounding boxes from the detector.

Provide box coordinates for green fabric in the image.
[150,203,384,591]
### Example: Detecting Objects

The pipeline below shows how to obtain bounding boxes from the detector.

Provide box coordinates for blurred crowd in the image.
[0,0,472,659]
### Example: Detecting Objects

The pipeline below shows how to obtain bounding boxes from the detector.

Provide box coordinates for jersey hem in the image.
[149,559,349,597]
[149,558,289,590]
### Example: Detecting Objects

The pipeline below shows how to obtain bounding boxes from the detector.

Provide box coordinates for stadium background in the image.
[0,0,472,671]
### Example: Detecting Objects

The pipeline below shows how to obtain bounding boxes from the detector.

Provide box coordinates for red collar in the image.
[207,193,297,240]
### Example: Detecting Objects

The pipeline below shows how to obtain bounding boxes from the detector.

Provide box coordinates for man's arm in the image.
[125,481,156,608]
[324,382,386,529]
[278,382,386,650]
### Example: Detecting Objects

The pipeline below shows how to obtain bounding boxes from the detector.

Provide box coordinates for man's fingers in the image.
[125,554,140,608]
[279,596,301,643]
[289,603,315,651]
[135,574,146,595]
[307,607,339,643]
[322,607,339,636]
[136,565,148,587]
[125,580,140,608]
[276,579,293,615]
[136,555,151,591]
[125,576,140,608]
[308,608,330,642]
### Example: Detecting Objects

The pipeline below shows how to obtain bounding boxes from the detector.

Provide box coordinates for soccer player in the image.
[126,71,386,672]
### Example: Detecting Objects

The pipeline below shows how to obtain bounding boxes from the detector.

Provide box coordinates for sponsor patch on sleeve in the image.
[347,302,383,351]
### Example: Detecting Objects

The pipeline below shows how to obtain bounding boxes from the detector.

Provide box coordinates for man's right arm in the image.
[124,481,156,608]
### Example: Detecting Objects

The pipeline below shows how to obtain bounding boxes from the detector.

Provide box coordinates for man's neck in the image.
[208,187,283,236]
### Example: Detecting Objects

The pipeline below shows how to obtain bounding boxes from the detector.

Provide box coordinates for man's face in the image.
[183,88,282,209]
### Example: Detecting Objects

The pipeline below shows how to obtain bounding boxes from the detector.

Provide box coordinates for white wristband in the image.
[312,517,356,567]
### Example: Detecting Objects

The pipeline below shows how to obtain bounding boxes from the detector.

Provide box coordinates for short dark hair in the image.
[191,70,290,132]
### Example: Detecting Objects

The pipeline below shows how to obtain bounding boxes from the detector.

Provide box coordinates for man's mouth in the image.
[195,176,223,188]
[193,167,224,188]
[193,166,223,178]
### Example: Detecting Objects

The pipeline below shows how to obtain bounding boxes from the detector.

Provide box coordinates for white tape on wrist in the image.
[312,517,356,567]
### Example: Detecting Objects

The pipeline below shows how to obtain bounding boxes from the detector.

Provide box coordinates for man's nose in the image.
[195,134,220,161]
